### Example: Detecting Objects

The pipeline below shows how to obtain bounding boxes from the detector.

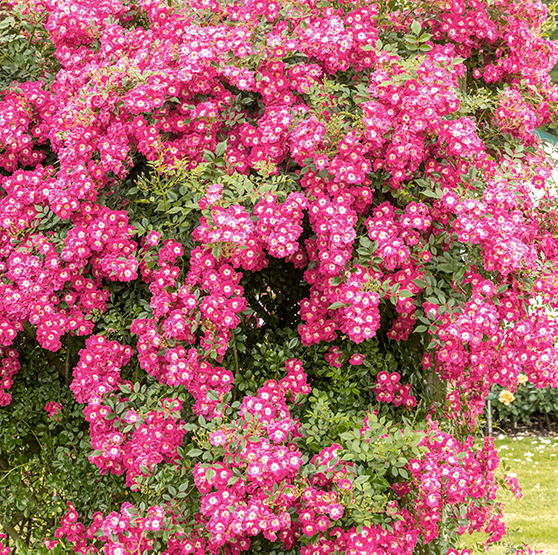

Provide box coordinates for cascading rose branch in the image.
[1,0,558,553]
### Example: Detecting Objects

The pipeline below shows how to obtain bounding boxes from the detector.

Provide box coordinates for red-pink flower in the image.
[45,402,63,419]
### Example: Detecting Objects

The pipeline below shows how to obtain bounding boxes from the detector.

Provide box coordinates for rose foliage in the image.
[1,0,558,554]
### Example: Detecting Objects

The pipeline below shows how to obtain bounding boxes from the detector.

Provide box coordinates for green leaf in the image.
[207,390,220,401]
[411,20,422,35]
[359,236,372,248]
[212,243,223,260]
[215,140,228,158]
[203,149,215,162]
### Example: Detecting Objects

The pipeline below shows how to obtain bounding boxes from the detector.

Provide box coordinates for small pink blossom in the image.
[45,402,63,419]
[328,503,344,520]
[146,231,161,247]
[209,430,227,446]
[349,353,365,365]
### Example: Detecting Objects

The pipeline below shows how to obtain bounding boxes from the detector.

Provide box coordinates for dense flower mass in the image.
[2,0,558,553]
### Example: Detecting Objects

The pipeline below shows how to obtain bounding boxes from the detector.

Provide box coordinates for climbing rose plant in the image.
[0,0,558,553]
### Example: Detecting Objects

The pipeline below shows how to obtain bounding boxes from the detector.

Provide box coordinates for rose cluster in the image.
[70,335,186,485]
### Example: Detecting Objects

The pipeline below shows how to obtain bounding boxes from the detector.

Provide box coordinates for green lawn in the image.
[459,435,558,554]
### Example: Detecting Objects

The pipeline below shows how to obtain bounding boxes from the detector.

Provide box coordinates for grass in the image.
[459,434,558,555]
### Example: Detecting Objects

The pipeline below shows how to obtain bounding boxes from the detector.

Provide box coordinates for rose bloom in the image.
[146,230,161,246]
[45,401,63,419]
[209,430,227,446]
[499,390,515,406]
[349,353,365,366]
[517,373,528,386]
[421,250,432,262]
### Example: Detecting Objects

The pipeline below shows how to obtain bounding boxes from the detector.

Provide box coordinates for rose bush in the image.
[1,0,558,554]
